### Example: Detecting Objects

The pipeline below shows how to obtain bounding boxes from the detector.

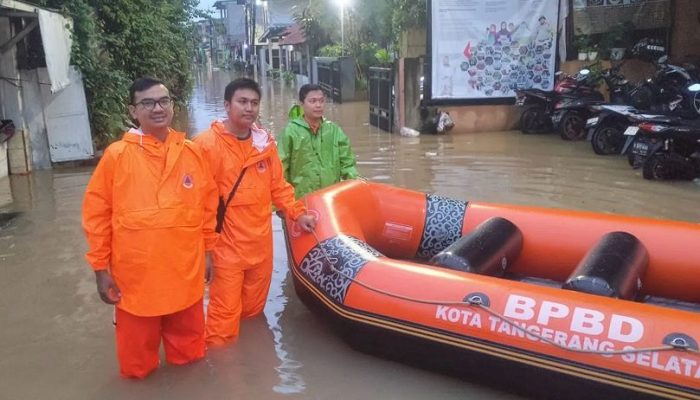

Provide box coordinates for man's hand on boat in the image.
[297,213,317,232]
[94,269,121,304]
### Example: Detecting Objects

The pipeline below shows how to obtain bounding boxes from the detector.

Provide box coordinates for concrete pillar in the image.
[7,128,31,174]
[396,29,427,131]
[397,57,424,131]
[0,142,7,178]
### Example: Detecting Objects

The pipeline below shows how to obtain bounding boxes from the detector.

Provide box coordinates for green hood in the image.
[288,104,303,120]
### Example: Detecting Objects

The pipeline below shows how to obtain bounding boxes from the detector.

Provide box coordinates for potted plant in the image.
[601,22,635,60]
[587,44,599,61]
[573,30,592,61]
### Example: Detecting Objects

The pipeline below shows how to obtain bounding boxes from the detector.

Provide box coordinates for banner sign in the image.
[430,0,561,100]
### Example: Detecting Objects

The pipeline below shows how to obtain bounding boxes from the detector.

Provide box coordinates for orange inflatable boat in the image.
[283,180,700,400]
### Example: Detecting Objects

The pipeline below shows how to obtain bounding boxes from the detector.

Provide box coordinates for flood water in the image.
[1,68,699,400]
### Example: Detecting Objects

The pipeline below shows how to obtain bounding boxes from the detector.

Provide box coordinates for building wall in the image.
[670,0,700,65]
[20,69,50,169]
[0,142,7,178]
[223,4,246,42]
[0,16,30,175]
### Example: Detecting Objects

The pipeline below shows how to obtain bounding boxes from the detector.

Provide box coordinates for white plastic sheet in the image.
[558,0,569,63]
[38,9,72,93]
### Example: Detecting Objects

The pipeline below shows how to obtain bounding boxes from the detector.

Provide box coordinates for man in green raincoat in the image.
[277,84,359,199]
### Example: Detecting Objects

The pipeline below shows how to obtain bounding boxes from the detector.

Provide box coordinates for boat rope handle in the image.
[305,230,699,357]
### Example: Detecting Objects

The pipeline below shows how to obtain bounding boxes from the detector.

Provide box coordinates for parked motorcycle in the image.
[585,105,678,155]
[637,52,700,119]
[584,42,700,155]
[599,62,654,108]
[625,120,700,180]
[551,94,604,140]
[516,68,603,135]
[587,82,700,155]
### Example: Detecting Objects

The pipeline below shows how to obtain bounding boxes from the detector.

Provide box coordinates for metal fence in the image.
[314,57,355,103]
[369,67,393,132]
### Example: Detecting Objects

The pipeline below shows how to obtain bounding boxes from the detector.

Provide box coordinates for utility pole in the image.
[244,1,249,63]
[209,18,214,66]
[251,0,257,76]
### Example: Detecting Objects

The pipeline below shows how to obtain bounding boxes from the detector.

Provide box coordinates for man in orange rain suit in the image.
[194,78,316,346]
[82,77,219,378]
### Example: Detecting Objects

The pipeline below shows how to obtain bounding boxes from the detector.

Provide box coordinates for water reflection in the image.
[268,217,306,394]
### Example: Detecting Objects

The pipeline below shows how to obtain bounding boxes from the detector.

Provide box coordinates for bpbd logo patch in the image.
[182,174,194,189]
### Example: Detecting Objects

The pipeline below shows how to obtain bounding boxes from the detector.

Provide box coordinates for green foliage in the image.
[282,70,296,85]
[374,48,391,67]
[33,0,201,148]
[573,29,593,53]
[600,22,636,52]
[296,0,396,58]
[584,60,604,87]
[293,0,334,56]
[390,0,427,48]
[352,41,381,78]
[268,69,281,79]
[352,0,393,48]
[318,44,343,57]
[295,0,416,83]
[355,75,368,91]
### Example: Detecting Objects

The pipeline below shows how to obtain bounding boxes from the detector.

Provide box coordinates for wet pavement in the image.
[1,68,699,400]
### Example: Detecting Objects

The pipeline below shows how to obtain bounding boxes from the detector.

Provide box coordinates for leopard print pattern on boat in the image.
[299,235,383,303]
[416,194,467,259]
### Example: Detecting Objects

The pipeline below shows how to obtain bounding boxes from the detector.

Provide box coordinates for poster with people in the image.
[431,0,560,100]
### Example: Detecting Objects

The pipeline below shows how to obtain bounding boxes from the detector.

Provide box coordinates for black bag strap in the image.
[224,166,248,210]
[216,166,249,234]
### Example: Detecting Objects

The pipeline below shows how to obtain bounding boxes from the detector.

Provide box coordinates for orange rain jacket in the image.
[82,129,219,317]
[194,121,305,269]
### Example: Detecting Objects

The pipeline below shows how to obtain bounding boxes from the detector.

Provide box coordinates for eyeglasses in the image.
[134,97,172,110]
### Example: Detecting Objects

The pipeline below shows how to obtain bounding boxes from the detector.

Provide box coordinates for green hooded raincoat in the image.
[277,116,359,199]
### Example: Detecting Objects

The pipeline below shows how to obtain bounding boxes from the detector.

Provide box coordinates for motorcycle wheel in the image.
[591,125,625,155]
[520,106,551,134]
[692,91,700,116]
[642,153,696,180]
[559,110,586,141]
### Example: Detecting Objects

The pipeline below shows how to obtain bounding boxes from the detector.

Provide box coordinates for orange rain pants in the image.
[206,255,273,341]
[115,298,205,378]
[194,122,305,345]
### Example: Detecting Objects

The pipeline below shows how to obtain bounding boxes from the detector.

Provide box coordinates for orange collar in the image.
[304,116,322,134]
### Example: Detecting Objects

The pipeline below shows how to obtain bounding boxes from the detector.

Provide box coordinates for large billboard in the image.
[430,0,561,101]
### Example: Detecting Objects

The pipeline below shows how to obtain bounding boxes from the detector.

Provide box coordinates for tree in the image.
[294,0,426,58]
[390,0,427,51]
[31,0,201,148]
[293,0,335,56]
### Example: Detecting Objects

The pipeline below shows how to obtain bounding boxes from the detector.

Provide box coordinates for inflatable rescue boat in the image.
[283,180,700,400]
